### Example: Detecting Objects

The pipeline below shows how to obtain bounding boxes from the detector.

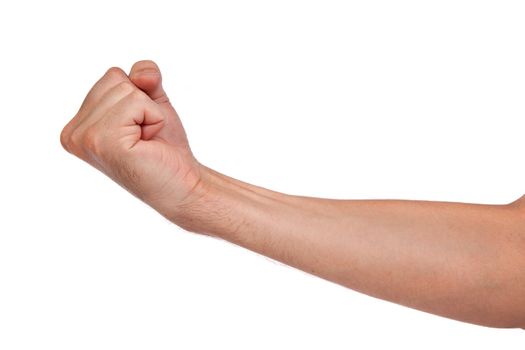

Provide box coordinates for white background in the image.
[1,0,524,348]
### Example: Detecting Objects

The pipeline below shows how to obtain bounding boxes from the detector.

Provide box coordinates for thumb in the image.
[129,60,189,147]
[129,60,169,103]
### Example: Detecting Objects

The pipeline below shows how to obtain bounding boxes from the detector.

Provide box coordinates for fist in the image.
[60,60,203,218]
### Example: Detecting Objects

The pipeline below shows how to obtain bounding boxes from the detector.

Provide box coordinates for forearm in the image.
[172,165,525,328]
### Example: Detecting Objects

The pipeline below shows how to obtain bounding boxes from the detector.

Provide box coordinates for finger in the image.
[79,67,130,113]
[66,67,131,135]
[104,90,166,144]
[74,80,137,134]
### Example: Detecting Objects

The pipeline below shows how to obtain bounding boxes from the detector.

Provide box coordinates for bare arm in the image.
[61,60,525,329]
[176,165,525,328]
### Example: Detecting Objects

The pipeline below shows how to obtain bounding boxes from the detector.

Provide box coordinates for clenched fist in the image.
[60,60,204,220]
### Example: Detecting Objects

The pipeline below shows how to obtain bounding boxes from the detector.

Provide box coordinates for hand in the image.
[60,60,204,218]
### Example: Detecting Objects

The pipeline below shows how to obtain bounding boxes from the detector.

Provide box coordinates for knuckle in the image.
[83,127,101,155]
[105,66,127,80]
[60,125,71,152]
[69,129,82,151]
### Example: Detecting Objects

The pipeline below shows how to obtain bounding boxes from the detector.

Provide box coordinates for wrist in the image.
[167,163,286,240]
[165,164,242,236]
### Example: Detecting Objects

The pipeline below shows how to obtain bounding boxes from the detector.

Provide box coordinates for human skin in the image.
[60,60,525,328]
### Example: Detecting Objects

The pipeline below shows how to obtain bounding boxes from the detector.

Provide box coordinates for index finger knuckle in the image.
[105,66,127,81]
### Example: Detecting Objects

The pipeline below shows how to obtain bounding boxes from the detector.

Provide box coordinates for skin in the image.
[60,60,525,329]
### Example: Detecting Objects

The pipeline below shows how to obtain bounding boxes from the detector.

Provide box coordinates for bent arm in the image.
[173,165,525,328]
